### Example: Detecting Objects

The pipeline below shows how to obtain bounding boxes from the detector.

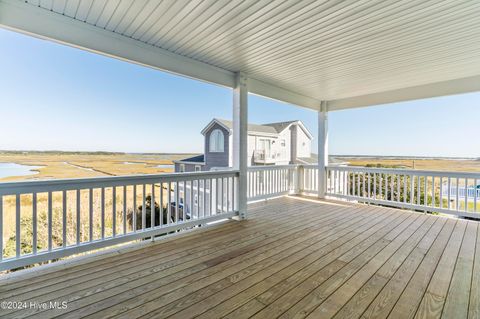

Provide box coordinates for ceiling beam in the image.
[0,0,322,111]
[248,78,321,110]
[327,75,480,111]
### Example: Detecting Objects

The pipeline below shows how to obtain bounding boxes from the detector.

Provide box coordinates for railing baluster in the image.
[33,192,37,254]
[385,174,389,200]
[177,181,181,223]
[423,176,427,208]
[390,174,394,201]
[133,185,137,231]
[475,178,478,213]
[214,178,218,215]
[456,177,460,211]
[89,188,93,241]
[362,172,365,198]
[209,179,213,216]
[379,173,382,199]
[160,182,163,227]
[167,182,171,224]
[16,194,20,257]
[465,178,468,213]
[447,177,451,210]
[76,189,80,244]
[351,171,356,196]
[439,177,443,209]
[431,176,435,208]
[202,179,208,217]
[48,191,53,250]
[395,174,402,202]
[221,177,224,213]
[150,184,154,229]
[226,177,230,212]
[123,186,127,234]
[198,179,201,217]
[188,180,192,220]
[233,176,236,211]
[142,184,146,230]
[62,190,67,247]
[112,186,116,236]
[367,173,372,199]
[358,172,361,197]
[417,175,421,205]
[101,187,105,239]
[410,174,414,204]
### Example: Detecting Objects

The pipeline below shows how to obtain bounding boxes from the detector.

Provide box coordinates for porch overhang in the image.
[1,0,480,110]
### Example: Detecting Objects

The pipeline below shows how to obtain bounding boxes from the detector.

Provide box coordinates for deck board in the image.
[0,196,477,319]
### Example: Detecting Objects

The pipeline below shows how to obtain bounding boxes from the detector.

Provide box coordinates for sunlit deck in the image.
[0,196,478,319]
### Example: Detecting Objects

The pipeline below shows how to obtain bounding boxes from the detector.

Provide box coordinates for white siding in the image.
[276,129,291,164]
[247,135,256,166]
[296,126,311,158]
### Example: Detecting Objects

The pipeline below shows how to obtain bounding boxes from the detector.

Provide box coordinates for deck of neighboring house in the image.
[0,196,478,319]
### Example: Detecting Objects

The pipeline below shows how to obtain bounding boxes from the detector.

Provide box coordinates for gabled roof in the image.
[174,154,205,164]
[201,119,278,136]
[262,120,313,139]
[201,118,312,138]
[263,121,297,133]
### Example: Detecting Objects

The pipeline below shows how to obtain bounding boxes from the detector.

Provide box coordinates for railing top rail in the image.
[326,165,480,179]
[0,170,239,195]
[248,164,299,171]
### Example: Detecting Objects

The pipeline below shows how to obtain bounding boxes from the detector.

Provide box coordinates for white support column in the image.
[318,101,329,198]
[233,72,248,219]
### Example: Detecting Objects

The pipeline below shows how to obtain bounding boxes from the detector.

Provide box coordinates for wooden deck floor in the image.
[0,196,479,319]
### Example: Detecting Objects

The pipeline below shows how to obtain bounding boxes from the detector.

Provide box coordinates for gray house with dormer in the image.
[174,118,314,172]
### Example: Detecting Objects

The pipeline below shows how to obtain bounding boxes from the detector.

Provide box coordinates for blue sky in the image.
[0,28,478,157]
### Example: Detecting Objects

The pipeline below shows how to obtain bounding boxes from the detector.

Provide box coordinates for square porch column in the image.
[318,101,329,198]
[233,72,248,219]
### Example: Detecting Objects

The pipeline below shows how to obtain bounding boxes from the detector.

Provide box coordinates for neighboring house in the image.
[174,118,315,172]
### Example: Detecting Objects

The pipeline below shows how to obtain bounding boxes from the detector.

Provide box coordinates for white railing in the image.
[299,165,319,196]
[325,166,480,218]
[252,150,277,164]
[0,170,238,271]
[3,164,479,271]
[247,165,298,201]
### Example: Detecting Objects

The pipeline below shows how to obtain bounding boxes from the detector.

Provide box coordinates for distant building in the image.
[174,118,315,172]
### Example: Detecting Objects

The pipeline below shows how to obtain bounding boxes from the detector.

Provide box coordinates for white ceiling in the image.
[2,0,480,110]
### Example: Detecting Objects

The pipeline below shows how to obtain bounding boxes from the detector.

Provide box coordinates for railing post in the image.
[297,165,304,195]
[317,101,329,198]
[233,72,248,219]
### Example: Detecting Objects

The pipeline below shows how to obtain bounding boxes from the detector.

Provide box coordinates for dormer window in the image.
[209,129,224,152]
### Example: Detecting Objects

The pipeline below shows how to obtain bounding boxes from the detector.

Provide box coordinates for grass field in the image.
[336,157,480,173]
[0,152,198,182]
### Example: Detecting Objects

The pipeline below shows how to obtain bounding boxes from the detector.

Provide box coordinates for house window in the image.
[258,139,271,157]
[195,165,201,172]
[179,164,185,172]
[209,129,224,152]
[281,139,286,147]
